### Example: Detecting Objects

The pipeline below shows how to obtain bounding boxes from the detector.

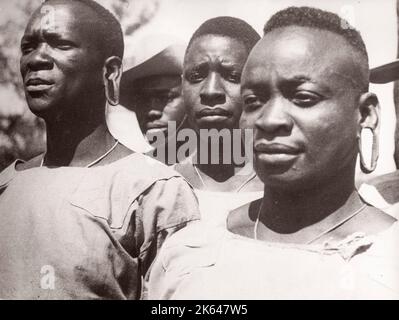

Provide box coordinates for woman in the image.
[174,16,264,225]
[0,0,199,299]
[147,7,398,299]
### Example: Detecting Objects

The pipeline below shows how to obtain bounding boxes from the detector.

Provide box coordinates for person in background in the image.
[0,0,199,299]
[147,7,398,300]
[174,16,264,225]
[115,35,187,164]
[358,60,399,217]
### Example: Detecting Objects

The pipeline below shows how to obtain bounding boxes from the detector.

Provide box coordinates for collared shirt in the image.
[106,103,153,153]
[0,153,199,299]
[359,170,399,218]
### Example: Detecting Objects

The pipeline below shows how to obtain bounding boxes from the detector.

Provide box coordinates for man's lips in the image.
[254,142,303,164]
[25,78,54,92]
[145,121,168,131]
[254,142,301,154]
[196,107,232,119]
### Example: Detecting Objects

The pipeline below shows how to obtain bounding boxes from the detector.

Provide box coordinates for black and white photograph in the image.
[0,0,398,303]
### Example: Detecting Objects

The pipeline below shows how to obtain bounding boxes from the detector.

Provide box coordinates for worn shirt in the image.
[359,170,399,218]
[147,220,399,300]
[0,153,199,299]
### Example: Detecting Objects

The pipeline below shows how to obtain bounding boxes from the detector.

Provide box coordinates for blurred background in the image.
[0,0,398,178]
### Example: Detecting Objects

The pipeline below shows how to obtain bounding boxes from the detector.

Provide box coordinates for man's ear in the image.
[358,92,380,131]
[358,92,380,173]
[103,56,123,106]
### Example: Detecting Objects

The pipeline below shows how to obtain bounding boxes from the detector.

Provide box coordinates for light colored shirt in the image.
[147,220,399,300]
[0,153,199,299]
[359,170,399,218]
[106,103,153,153]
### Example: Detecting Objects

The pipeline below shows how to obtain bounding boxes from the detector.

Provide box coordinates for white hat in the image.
[122,33,186,84]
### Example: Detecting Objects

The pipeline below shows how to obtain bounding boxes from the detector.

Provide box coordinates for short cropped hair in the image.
[263,6,369,90]
[186,16,260,56]
[45,0,124,59]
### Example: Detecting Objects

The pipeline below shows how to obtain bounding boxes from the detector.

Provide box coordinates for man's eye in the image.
[53,40,74,50]
[186,70,204,83]
[21,43,35,55]
[292,91,322,107]
[226,72,241,83]
[243,95,262,112]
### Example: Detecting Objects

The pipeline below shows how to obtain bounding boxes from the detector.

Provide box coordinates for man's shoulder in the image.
[114,152,184,182]
[0,159,25,189]
[368,170,399,204]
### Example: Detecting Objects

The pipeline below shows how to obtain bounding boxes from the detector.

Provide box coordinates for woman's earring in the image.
[105,78,119,106]
[358,127,379,173]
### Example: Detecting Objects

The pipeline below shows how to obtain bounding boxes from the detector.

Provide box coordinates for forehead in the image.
[243,26,359,88]
[24,1,99,41]
[134,75,181,91]
[185,35,248,66]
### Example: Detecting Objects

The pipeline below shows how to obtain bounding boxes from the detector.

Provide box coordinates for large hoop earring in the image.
[105,78,119,106]
[358,127,379,173]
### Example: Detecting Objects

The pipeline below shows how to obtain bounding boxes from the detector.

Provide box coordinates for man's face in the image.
[20,1,104,119]
[182,35,248,132]
[133,75,186,135]
[240,27,362,190]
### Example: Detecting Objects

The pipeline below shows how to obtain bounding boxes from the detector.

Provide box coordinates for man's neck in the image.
[259,167,357,235]
[44,110,110,167]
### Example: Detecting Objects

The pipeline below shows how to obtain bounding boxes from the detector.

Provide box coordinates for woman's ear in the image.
[103,56,123,106]
[358,92,380,173]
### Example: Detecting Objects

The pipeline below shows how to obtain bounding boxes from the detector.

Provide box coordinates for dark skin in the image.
[18,0,131,170]
[229,26,396,244]
[181,35,262,189]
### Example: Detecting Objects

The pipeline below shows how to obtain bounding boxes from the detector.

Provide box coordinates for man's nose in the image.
[146,109,163,121]
[200,72,226,106]
[255,97,293,135]
[27,43,53,71]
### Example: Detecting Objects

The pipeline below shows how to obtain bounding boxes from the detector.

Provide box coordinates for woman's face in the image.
[240,27,366,191]
[182,35,248,132]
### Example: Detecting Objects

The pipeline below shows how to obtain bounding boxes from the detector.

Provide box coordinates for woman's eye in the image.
[292,91,322,107]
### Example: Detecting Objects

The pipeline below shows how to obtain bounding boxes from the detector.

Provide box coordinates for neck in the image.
[43,103,109,167]
[260,166,357,234]
[195,132,243,182]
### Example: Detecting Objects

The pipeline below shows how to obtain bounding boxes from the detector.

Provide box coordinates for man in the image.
[147,6,397,300]
[117,36,187,164]
[358,60,399,217]
[174,16,264,224]
[0,0,199,299]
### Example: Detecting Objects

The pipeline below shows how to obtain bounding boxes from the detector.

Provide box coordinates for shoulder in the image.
[367,170,399,205]
[337,205,397,240]
[0,159,27,188]
[227,199,260,238]
[158,221,226,271]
